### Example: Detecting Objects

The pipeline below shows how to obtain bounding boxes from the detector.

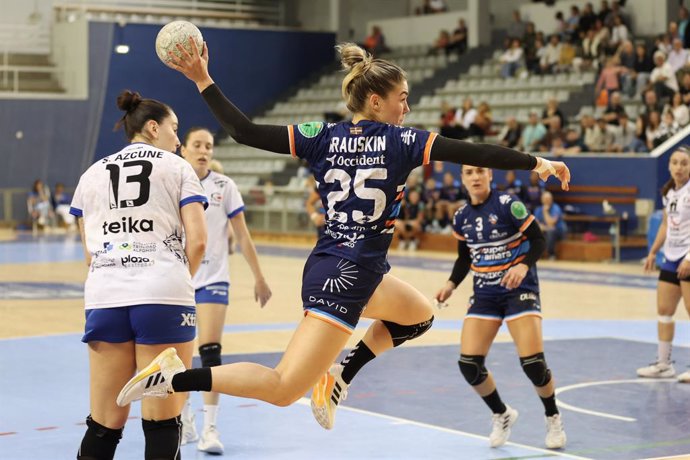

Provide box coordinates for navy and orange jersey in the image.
[452,191,539,296]
[288,120,437,273]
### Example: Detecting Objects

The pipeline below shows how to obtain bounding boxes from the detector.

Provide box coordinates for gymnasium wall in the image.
[0,22,335,189]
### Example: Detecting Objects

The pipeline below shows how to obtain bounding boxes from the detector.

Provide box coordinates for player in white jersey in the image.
[638,147,690,382]
[178,127,272,453]
[70,90,208,460]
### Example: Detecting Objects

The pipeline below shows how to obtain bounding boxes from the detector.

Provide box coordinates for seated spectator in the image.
[519,111,547,151]
[681,6,690,48]
[27,179,54,231]
[436,171,466,233]
[629,43,654,98]
[679,73,690,104]
[362,25,389,56]
[667,38,689,74]
[540,34,563,74]
[578,2,597,37]
[498,116,522,148]
[554,11,568,41]
[650,50,679,101]
[566,5,581,41]
[645,110,664,150]
[655,33,672,55]
[642,89,665,116]
[429,30,451,56]
[538,116,565,152]
[529,37,546,74]
[508,10,526,39]
[589,117,616,151]
[542,97,565,128]
[423,177,442,232]
[610,112,637,152]
[439,100,461,138]
[534,191,567,259]
[627,114,650,153]
[52,182,75,230]
[449,18,468,54]
[658,110,680,142]
[395,190,425,251]
[524,172,544,212]
[556,36,577,72]
[603,91,627,125]
[598,0,612,24]
[453,97,477,136]
[608,15,629,53]
[555,128,589,155]
[500,38,524,78]
[669,92,690,127]
[498,170,526,202]
[581,28,602,68]
[591,18,610,59]
[469,101,492,138]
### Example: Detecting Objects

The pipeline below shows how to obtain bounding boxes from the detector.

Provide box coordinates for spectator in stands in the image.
[429,30,451,56]
[605,1,628,29]
[449,18,468,54]
[362,25,389,56]
[554,11,568,41]
[519,111,547,151]
[680,6,690,48]
[395,190,425,251]
[508,10,526,39]
[668,21,680,42]
[603,91,627,125]
[542,97,565,128]
[540,34,562,74]
[618,40,636,96]
[578,2,597,37]
[595,57,625,102]
[566,5,581,41]
[608,15,629,54]
[27,179,54,231]
[650,50,679,102]
[498,116,522,148]
[592,18,610,58]
[625,115,650,153]
[453,97,477,136]
[557,128,589,154]
[439,100,460,138]
[610,112,637,152]
[534,191,566,259]
[498,170,526,202]
[423,177,442,232]
[646,110,664,150]
[598,0,612,24]
[668,92,690,127]
[470,102,493,139]
[593,117,616,151]
[655,33,672,56]
[539,116,565,152]
[643,89,664,116]
[437,171,466,233]
[659,110,680,140]
[667,38,689,74]
[52,182,75,230]
[522,22,538,68]
[628,43,654,98]
[525,172,544,212]
[499,38,524,78]
[422,0,448,14]
[679,73,690,104]
[529,37,546,74]
[557,36,577,72]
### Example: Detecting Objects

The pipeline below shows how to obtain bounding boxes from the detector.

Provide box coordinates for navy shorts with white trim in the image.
[466,290,542,322]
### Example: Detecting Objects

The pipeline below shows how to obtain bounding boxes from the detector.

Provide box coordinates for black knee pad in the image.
[77,415,123,460]
[520,352,552,387]
[458,354,489,386]
[142,416,181,460]
[382,316,434,347]
[199,342,222,368]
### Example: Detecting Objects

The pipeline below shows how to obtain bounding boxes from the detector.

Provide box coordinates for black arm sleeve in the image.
[449,240,472,286]
[430,135,538,170]
[201,84,291,155]
[521,219,547,267]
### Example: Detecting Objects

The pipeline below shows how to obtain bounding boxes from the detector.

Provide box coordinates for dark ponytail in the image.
[114,90,172,141]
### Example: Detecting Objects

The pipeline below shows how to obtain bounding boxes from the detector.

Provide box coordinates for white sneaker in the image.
[408,239,418,251]
[489,405,519,447]
[180,410,198,445]
[197,425,224,454]
[116,347,185,407]
[311,363,348,430]
[545,414,567,449]
[636,361,675,378]
[678,370,690,383]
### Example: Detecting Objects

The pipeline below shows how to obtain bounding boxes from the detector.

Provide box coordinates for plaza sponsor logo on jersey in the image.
[102,217,153,235]
[121,254,154,268]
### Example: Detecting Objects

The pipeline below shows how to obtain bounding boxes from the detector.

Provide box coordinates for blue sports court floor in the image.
[1,235,689,459]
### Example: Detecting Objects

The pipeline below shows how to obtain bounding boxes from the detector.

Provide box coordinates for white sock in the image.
[658,341,672,365]
[203,404,219,429]
[181,400,193,422]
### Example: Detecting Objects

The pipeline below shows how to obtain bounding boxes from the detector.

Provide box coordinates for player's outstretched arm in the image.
[430,136,570,191]
[168,38,291,155]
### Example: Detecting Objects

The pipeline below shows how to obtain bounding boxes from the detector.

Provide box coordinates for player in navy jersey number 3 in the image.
[117,38,570,435]
[435,165,566,449]
[71,91,208,459]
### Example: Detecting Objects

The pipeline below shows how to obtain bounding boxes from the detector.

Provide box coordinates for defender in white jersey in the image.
[179,127,272,453]
[70,90,208,460]
[638,147,690,383]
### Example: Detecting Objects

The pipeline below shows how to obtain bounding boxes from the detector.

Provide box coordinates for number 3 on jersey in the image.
[323,168,387,224]
[106,160,153,209]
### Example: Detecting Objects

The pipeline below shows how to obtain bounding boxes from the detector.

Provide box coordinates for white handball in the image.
[155,20,203,67]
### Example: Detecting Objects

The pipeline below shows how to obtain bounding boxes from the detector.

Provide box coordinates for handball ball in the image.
[155,21,203,67]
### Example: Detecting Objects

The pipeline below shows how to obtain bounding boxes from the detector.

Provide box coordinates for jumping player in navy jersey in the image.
[435,164,566,449]
[117,39,571,434]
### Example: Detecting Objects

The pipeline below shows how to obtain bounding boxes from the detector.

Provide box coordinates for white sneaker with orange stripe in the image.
[311,364,348,430]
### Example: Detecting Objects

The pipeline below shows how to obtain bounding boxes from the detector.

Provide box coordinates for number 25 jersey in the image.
[289,120,437,273]
[70,143,208,309]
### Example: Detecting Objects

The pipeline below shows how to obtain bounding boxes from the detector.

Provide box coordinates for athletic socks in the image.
[203,404,219,428]
[340,341,376,385]
[172,368,212,392]
[658,340,672,364]
[540,393,559,417]
[482,389,507,414]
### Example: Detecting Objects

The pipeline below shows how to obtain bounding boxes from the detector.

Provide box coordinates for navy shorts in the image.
[466,291,542,322]
[82,304,196,344]
[195,282,230,304]
[301,253,383,333]
[659,257,690,285]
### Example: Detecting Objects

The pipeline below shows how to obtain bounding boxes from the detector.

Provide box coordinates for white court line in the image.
[296,398,591,460]
[640,454,690,460]
[555,378,677,422]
